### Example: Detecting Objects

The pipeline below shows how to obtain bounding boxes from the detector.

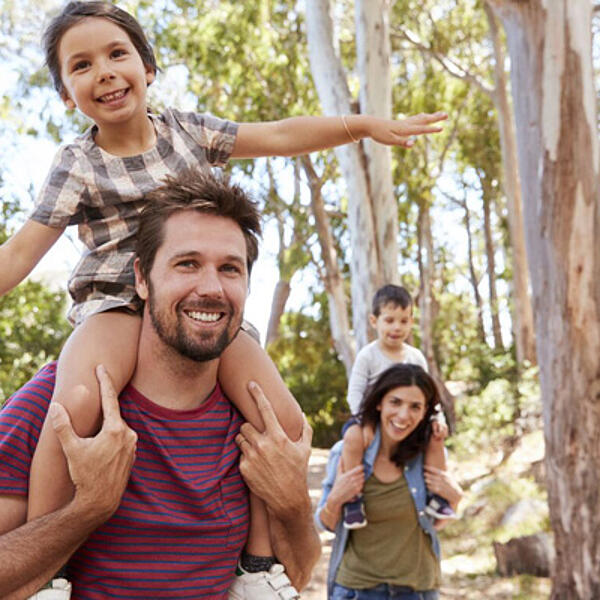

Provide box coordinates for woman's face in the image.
[377,385,427,445]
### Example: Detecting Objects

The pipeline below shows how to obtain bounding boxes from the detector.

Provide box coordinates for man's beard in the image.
[147,284,240,362]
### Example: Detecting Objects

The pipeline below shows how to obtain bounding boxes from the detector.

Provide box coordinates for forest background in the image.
[1,1,598,598]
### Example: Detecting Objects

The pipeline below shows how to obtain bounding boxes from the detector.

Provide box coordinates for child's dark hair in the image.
[359,364,438,467]
[372,284,413,316]
[43,1,158,95]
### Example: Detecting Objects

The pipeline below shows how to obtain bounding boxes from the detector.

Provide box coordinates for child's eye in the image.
[111,48,127,59]
[73,60,90,71]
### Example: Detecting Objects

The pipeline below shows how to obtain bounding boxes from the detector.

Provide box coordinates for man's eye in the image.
[221,264,241,274]
[176,260,195,268]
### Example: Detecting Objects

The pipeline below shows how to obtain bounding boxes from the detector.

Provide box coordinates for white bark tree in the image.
[489,1,600,596]
[305,0,398,349]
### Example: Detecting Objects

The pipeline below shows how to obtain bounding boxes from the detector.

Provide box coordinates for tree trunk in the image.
[302,156,356,376]
[484,1,537,364]
[481,180,504,349]
[265,280,291,347]
[491,2,600,597]
[306,0,399,349]
[355,0,399,285]
[462,196,487,343]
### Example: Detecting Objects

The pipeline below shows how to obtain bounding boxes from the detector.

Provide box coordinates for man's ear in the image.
[134,258,149,300]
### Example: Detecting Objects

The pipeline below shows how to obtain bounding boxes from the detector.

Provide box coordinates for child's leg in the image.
[27,311,141,520]
[424,437,447,472]
[341,423,365,473]
[218,330,302,575]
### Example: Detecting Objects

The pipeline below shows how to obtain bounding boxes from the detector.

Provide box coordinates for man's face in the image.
[135,211,249,362]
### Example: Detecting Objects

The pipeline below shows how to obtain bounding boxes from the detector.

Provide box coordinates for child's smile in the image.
[58,17,154,144]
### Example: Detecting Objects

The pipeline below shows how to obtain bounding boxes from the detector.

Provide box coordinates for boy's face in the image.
[58,17,154,130]
[369,302,413,352]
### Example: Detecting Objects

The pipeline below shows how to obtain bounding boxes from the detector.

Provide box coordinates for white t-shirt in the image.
[346,341,428,415]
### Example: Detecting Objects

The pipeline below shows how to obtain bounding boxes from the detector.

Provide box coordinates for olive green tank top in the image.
[335,473,441,591]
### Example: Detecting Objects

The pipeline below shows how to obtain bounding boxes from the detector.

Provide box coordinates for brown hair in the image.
[359,364,439,467]
[43,1,158,94]
[136,170,261,281]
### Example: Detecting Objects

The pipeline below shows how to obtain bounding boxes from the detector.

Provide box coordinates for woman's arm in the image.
[232,112,447,158]
[0,220,64,296]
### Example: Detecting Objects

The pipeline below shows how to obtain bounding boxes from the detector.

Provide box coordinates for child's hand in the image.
[369,112,447,148]
[431,419,448,441]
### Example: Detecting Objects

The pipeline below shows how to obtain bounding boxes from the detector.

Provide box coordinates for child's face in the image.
[369,303,413,352]
[58,17,154,130]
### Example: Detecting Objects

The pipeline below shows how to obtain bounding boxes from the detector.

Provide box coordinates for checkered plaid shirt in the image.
[30,109,238,325]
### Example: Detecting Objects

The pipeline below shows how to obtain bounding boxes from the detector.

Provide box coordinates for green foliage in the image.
[267,295,348,448]
[0,282,70,402]
[450,366,540,457]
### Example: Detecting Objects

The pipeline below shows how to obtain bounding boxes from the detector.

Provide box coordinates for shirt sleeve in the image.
[29,145,88,228]
[346,347,372,415]
[0,366,54,495]
[169,109,239,167]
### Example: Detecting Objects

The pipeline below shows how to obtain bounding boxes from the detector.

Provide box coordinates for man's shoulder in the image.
[3,362,57,409]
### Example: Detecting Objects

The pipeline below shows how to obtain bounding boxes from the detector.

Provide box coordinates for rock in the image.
[493,532,554,577]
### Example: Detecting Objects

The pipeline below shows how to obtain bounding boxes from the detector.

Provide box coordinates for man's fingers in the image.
[49,402,81,457]
[96,364,120,421]
[247,381,280,433]
[300,413,313,447]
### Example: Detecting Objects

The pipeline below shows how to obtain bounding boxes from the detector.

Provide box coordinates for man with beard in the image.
[0,170,320,599]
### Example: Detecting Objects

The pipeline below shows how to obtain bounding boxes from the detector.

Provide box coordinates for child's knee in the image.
[343,423,363,449]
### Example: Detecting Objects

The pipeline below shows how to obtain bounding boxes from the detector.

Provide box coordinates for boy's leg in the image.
[340,424,368,530]
[218,330,301,599]
[27,312,141,520]
[424,438,457,520]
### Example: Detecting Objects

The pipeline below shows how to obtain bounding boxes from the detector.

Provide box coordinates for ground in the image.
[301,435,552,599]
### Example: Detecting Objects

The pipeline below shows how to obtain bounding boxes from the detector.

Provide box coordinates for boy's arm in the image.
[0,220,64,296]
[232,112,447,158]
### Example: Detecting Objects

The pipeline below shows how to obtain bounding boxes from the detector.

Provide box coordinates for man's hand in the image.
[236,381,312,520]
[50,365,137,520]
[235,382,320,590]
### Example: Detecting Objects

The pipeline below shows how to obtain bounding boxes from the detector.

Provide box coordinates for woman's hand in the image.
[423,465,463,509]
[366,112,447,148]
[319,465,365,530]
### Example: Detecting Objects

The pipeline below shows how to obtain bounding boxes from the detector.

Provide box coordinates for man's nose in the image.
[195,267,225,297]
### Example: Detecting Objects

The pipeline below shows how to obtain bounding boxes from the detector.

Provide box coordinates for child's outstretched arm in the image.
[0,220,64,296]
[231,112,447,158]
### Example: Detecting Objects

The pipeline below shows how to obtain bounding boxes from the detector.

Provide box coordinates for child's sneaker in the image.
[28,578,72,599]
[343,497,367,529]
[228,562,299,600]
[425,496,459,520]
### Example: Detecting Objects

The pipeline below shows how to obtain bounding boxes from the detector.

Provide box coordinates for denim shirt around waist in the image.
[314,427,441,599]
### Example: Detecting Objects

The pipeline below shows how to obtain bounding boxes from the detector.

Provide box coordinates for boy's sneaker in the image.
[228,562,300,600]
[343,497,367,529]
[28,578,72,599]
[425,497,459,520]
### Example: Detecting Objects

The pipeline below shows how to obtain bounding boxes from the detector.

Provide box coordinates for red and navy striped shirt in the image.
[0,363,249,599]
